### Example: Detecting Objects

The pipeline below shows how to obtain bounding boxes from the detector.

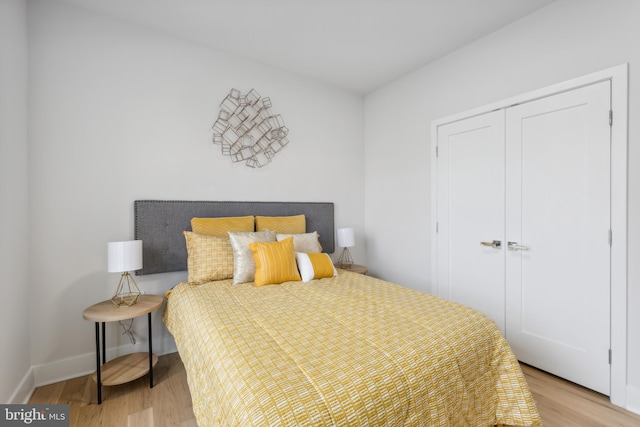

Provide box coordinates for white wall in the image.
[364,0,640,411]
[0,0,31,403]
[26,0,364,386]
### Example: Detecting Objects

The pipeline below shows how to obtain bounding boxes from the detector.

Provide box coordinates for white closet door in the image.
[505,81,611,395]
[436,110,506,332]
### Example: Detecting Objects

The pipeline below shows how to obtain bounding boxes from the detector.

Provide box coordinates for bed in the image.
[135,200,540,426]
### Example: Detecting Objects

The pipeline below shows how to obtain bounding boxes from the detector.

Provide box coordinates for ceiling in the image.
[58,0,557,94]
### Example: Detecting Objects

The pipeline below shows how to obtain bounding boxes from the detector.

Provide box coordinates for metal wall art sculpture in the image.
[212,88,289,168]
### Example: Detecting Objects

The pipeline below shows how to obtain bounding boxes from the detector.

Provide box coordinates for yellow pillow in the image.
[191,216,254,237]
[255,214,305,234]
[295,252,338,282]
[249,237,301,286]
[183,231,234,284]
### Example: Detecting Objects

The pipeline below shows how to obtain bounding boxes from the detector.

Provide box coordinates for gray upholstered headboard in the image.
[134,200,335,275]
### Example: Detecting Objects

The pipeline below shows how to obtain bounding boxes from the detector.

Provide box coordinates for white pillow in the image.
[295,252,337,282]
[277,231,322,253]
[229,230,276,284]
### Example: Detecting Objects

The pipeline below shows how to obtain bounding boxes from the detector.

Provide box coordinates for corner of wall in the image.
[8,368,35,404]
[626,385,640,415]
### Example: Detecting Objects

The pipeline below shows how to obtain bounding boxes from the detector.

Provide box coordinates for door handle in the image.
[508,242,529,251]
[480,240,501,249]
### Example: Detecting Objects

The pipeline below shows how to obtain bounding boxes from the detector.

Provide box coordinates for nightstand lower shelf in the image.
[92,352,159,386]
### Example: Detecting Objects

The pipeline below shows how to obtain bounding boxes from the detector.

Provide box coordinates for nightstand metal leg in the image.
[101,322,106,364]
[148,312,154,388]
[95,322,102,404]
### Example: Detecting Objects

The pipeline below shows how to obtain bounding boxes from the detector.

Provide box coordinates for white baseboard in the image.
[8,367,35,404]
[11,335,177,404]
[627,384,640,415]
[33,350,106,388]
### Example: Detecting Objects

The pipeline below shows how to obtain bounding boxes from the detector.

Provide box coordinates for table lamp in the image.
[336,228,355,268]
[108,240,143,306]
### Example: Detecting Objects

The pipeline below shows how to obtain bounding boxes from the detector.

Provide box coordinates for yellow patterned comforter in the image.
[163,270,540,426]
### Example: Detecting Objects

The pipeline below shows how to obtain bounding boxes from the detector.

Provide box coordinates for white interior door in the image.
[436,111,506,332]
[505,81,611,395]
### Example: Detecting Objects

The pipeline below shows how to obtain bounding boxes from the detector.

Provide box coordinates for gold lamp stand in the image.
[111,271,141,307]
[337,247,353,269]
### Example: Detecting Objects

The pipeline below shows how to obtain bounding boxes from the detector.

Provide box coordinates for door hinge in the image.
[609,110,613,126]
[436,146,439,158]
[609,349,612,364]
[608,229,612,246]
[436,222,439,233]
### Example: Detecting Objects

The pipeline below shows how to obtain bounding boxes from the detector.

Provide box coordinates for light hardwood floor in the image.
[29,353,640,426]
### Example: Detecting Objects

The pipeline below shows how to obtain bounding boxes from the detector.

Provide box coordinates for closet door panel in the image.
[436,111,506,332]
[505,81,611,395]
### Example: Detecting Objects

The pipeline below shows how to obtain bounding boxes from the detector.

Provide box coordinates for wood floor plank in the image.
[28,353,640,426]
[128,407,154,427]
[152,353,195,427]
[519,364,640,427]
[28,380,65,404]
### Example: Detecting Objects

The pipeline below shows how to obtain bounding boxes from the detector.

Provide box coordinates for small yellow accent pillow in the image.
[249,237,301,286]
[191,216,254,237]
[184,231,234,284]
[255,214,305,234]
[295,252,338,282]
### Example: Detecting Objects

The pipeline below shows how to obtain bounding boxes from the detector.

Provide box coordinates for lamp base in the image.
[111,272,141,307]
[337,247,353,269]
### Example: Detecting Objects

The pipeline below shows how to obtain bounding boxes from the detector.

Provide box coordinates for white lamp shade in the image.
[336,228,355,248]
[108,240,143,273]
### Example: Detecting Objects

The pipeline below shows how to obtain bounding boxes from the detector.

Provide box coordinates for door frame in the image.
[430,64,628,407]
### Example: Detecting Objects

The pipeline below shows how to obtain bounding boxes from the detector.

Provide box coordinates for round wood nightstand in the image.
[83,294,163,404]
[336,264,368,275]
